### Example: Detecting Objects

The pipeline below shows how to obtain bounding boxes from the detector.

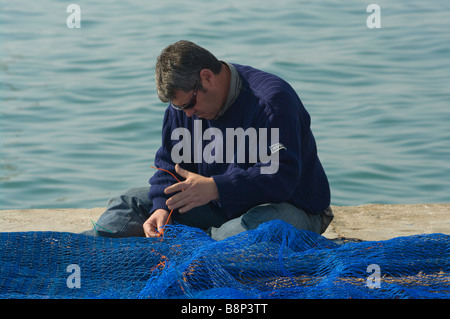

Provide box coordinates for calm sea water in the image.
[1,0,449,209]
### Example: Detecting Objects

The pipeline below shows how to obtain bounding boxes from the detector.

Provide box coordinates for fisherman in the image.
[83,40,333,240]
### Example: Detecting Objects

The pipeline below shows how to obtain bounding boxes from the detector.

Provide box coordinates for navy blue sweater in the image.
[149,64,330,219]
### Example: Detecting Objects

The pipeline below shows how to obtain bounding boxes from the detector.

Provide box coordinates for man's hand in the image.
[143,209,171,237]
[165,164,219,213]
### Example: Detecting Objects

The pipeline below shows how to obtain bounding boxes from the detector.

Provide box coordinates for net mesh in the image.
[0,220,448,299]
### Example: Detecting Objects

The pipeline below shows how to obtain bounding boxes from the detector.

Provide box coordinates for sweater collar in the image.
[215,61,242,119]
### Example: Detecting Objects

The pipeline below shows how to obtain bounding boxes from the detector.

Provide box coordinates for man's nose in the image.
[184,108,196,117]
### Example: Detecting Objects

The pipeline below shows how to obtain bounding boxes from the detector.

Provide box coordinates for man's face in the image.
[172,87,221,120]
[171,69,224,120]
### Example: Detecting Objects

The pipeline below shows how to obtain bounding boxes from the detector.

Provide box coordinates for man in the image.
[82,40,333,240]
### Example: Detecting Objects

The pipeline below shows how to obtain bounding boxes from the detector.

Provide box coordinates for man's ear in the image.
[199,69,216,89]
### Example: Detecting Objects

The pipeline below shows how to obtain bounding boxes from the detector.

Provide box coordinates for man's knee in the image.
[241,202,322,234]
[240,203,293,230]
[106,187,151,214]
[115,187,150,204]
[83,187,152,238]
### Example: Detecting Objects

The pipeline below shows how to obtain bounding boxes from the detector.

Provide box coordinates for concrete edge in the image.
[0,203,449,241]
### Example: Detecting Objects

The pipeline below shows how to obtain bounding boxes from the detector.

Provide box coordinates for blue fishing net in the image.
[0,220,448,299]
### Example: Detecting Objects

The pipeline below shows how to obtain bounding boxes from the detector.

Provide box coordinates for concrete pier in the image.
[0,203,449,241]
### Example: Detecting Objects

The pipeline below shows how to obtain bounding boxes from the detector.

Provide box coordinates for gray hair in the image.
[155,40,222,102]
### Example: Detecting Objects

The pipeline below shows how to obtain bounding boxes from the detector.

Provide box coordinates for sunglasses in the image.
[171,80,200,111]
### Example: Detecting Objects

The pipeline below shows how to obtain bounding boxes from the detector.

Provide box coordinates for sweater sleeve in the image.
[212,92,305,219]
[148,108,185,214]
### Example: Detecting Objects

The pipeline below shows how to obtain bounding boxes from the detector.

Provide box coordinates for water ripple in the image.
[1,0,449,208]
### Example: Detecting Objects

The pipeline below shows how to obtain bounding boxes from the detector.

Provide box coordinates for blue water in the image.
[1,0,449,209]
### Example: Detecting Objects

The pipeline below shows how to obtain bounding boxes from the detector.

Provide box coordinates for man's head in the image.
[155,40,230,119]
